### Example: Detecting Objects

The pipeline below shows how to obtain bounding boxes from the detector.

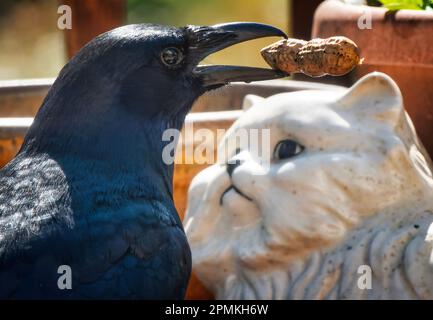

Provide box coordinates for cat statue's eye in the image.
[274,139,305,160]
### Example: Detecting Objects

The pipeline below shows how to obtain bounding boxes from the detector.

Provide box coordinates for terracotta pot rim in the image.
[318,0,433,22]
[313,0,433,66]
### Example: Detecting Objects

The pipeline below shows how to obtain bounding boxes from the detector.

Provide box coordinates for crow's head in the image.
[54,23,286,118]
[23,23,286,188]
[37,22,285,118]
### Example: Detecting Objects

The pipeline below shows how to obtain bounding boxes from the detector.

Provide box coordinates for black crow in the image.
[0,22,286,299]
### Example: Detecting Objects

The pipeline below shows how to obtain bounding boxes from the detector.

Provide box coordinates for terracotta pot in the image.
[0,78,344,299]
[312,0,433,157]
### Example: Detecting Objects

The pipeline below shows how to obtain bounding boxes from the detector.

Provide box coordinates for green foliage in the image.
[369,0,433,10]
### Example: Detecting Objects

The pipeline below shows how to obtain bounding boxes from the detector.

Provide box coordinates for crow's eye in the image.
[274,139,304,160]
[161,47,184,67]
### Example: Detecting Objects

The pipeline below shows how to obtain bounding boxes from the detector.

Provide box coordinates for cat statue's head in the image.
[184,72,433,299]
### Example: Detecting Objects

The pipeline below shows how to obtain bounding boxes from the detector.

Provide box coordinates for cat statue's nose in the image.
[226,148,244,176]
[226,159,242,177]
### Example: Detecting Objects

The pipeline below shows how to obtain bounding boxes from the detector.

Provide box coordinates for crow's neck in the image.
[21,102,189,200]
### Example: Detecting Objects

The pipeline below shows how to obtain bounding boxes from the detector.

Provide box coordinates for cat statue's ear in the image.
[337,72,403,124]
[242,94,265,111]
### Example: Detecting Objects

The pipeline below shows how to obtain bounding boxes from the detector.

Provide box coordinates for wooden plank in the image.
[62,0,126,58]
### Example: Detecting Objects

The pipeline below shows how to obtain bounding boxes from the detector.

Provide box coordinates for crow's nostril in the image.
[226,159,242,176]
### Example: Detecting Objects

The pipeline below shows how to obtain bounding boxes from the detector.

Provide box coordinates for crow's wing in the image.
[0,153,73,259]
[0,153,191,299]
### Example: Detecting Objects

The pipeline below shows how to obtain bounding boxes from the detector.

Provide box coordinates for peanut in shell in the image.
[261,36,362,77]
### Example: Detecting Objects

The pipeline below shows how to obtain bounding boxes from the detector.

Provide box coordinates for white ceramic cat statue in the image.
[184,72,433,299]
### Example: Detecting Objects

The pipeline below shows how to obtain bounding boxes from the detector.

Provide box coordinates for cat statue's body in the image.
[184,72,433,299]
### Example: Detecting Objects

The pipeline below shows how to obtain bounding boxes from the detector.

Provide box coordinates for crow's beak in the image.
[188,22,288,88]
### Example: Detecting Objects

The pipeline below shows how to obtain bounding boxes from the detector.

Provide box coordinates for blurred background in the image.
[1,0,432,300]
[0,0,295,80]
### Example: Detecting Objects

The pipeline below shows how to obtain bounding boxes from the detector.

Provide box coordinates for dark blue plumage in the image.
[0,22,286,299]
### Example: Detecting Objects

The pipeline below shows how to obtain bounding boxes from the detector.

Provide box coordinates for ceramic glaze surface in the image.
[184,72,433,299]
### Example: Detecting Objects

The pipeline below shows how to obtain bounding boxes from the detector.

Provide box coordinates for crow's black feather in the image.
[0,24,203,299]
